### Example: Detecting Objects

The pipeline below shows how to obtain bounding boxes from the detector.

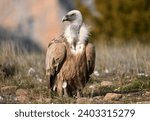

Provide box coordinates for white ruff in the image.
[64,24,89,54]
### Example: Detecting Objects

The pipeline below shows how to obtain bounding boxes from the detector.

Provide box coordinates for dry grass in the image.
[96,43,150,74]
[0,41,150,103]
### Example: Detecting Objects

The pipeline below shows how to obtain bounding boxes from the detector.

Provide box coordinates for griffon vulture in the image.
[46,10,95,97]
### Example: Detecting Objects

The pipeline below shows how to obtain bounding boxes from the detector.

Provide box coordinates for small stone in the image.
[103,93,122,101]
[1,86,17,94]
[15,96,29,103]
[76,97,91,104]
[93,70,100,77]
[145,91,150,96]
[105,69,109,74]
[101,81,114,87]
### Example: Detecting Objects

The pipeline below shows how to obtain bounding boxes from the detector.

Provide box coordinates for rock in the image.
[16,89,29,96]
[76,97,92,104]
[101,81,114,87]
[93,70,100,77]
[89,84,96,89]
[105,69,109,74]
[15,96,29,103]
[1,86,17,94]
[103,93,122,101]
[145,91,150,96]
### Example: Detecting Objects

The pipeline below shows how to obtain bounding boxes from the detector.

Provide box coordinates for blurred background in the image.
[78,0,150,44]
[0,0,76,51]
[0,0,150,51]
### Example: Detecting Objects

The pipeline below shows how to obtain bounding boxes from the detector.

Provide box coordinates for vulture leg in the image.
[57,80,63,97]
[46,70,56,98]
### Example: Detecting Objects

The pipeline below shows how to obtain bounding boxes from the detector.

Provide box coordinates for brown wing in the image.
[46,40,66,89]
[86,43,96,75]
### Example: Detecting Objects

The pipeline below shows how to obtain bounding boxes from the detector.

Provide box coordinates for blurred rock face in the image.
[0,0,62,49]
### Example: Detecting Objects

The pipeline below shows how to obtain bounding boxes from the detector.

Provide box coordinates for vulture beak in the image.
[62,15,69,22]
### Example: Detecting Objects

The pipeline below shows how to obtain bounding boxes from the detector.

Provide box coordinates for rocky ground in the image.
[1,70,150,104]
[0,42,150,104]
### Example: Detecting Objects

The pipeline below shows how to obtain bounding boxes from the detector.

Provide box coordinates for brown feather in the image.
[46,36,96,97]
[45,36,66,90]
[86,43,96,75]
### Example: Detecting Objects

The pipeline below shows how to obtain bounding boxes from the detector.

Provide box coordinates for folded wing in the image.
[46,40,66,89]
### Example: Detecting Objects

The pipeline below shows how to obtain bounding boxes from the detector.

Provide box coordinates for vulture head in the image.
[62,10,88,45]
[62,10,83,25]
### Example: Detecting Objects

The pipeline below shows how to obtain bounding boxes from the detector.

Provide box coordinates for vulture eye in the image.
[70,13,75,16]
